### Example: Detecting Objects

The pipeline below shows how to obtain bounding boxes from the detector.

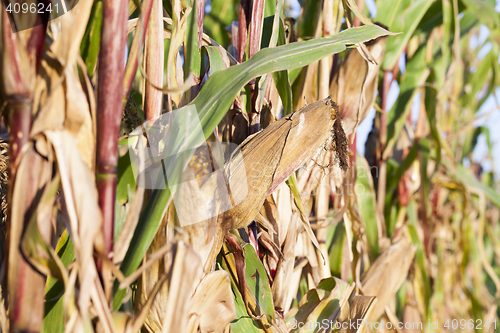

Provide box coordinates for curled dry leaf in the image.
[159,241,203,333]
[329,33,388,136]
[271,182,293,247]
[143,0,164,120]
[286,277,355,332]
[224,233,263,321]
[136,240,203,333]
[135,215,174,333]
[337,294,377,333]
[401,282,421,333]
[31,0,96,169]
[359,239,417,321]
[271,210,298,312]
[187,270,236,333]
[10,130,104,331]
[259,193,283,245]
[46,130,105,318]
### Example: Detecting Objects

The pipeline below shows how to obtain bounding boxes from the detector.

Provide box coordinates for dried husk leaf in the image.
[286,277,355,332]
[259,194,281,243]
[359,239,417,321]
[272,211,299,312]
[314,153,332,280]
[272,182,293,247]
[31,0,96,168]
[338,294,377,333]
[255,210,277,238]
[329,35,387,136]
[136,240,203,333]
[161,241,203,333]
[135,216,173,333]
[143,0,164,120]
[187,270,236,333]
[46,130,105,318]
[401,282,421,333]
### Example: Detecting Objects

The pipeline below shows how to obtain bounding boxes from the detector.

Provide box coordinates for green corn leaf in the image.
[42,230,76,333]
[184,0,202,80]
[375,0,433,70]
[329,221,346,277]
[423,84,441,173]
[203,0,239,47]
[456,165,500,208]
[204,45,228,74]
[220,235,275,331]
[355,154,380,259]
[384,44,430,160]
[80,0,103,77]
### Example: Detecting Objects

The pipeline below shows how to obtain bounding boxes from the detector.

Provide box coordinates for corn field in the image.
[0,0,499,331]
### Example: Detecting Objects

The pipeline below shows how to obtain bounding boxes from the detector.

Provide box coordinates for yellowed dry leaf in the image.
[136,240,203,333]
[272,212,298,312]
[161,241,203,333]
[272,182,293,247]
[359,240,417,321]
[46,130,105,318]
[188,270,236,333]
[329,35,387,136]
[31,0,97,168]
[338,295,377,333]
[143,0,164,120]
[287,277,355,333]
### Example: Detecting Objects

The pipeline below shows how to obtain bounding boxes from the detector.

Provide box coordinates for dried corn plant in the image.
[0,0,499,332]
